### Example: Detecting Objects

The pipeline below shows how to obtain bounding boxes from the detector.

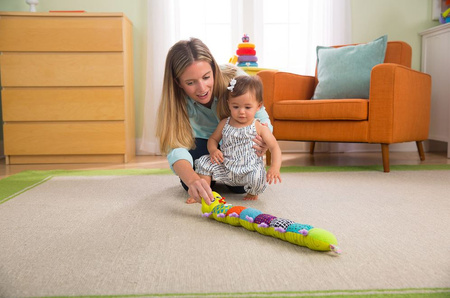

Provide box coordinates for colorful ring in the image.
[238,43,255,49]
[238,55,258,62]
[238,62,258,67]
[236,48,256,56]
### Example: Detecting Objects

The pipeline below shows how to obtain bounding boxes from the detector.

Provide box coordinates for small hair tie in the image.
[227,78,237,92]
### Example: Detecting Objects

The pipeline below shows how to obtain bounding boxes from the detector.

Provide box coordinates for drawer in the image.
[8,154,126,164]
[0,16,124,52]
[4,122,126,155]
[2,87,125,121]
[0,53,124,87]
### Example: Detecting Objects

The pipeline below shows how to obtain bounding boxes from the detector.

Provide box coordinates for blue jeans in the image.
[180,138,246,194]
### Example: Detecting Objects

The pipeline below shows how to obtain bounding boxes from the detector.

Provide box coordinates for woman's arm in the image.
[255,105,273,132]
[172,159,213,204]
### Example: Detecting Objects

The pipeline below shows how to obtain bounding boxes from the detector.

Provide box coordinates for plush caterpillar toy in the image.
[201,192,341,254]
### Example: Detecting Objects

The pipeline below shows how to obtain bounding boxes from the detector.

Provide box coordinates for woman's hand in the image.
[173,159,213,205]
[187,178,213,205]
[252,134,269,157]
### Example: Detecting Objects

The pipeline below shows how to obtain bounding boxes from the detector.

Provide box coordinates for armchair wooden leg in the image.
[266,150,272,166]
[310,142,316,154]
[381,144,390,173]
[416,141,426,161]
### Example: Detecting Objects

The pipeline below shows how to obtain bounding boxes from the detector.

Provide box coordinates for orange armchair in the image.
[257,41,432,172]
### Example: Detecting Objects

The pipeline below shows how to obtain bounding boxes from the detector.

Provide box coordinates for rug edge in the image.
[31,287,450,298]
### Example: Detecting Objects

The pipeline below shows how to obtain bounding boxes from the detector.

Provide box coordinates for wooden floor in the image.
[1,151,449,180]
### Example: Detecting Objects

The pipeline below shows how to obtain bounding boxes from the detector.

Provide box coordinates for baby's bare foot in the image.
[244,194,258,200]
[186,197,198,204]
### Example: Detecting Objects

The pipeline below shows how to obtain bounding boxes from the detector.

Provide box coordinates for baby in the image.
[193,75,282,201]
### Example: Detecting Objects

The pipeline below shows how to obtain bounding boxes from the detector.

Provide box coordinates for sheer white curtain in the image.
[138,0,175,155]
[255,0,351,75]
[139,0,351,155]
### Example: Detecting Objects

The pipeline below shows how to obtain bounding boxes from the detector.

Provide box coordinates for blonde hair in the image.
[156,38,238,155]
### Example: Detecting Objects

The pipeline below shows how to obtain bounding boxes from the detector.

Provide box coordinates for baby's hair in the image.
[228,75,263,104]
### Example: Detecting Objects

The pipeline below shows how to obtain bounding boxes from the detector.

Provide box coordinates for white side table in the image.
[420,23,450,158]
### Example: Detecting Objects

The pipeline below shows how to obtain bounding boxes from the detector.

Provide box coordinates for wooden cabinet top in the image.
[0,11,129,18]
[0,11,131,52]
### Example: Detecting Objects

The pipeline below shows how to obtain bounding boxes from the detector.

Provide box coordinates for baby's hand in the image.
[210,149,224,164]
[266,168,281,184]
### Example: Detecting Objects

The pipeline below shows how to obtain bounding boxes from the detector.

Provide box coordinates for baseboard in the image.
[136,138,160,155]
[278,140,448,153]
[133,139,448,156]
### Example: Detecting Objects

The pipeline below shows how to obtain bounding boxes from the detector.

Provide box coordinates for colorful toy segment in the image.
[441,7,450,23]
[236,34,259,67]
[201,192,341,254]
[440,0,450,23]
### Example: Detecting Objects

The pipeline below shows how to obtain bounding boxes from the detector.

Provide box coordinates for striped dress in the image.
[195,117,267,195]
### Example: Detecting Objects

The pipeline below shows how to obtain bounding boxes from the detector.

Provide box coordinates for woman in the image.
[156,38,271,205]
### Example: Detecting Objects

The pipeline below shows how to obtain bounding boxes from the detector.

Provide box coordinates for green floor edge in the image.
[0,168,172,205]
[36,287,450,298]
[2,164,450,205]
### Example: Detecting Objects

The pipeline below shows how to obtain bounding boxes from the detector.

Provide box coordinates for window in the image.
[257,0,335,75]
[172,0,350,75]
[174,0,239,64]
[141,0,350,154]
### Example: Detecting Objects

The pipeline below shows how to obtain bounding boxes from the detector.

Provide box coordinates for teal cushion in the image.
[312,35,388,99]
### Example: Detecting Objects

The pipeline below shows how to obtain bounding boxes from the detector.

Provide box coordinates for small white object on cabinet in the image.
[26,0,39,12]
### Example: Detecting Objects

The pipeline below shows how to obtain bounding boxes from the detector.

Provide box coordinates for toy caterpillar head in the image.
[201,191,225,216]
[201,192,341,254]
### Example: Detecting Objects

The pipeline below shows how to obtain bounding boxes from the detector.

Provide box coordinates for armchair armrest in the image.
[368,63,432,143]
[258,70,316,122]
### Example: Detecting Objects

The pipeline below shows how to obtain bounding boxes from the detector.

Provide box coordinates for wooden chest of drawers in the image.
[0,12,135,164]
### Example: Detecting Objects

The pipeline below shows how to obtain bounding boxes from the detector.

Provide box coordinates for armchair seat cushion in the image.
[273,99,368,121]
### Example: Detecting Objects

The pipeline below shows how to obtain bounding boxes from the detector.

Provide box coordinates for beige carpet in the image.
[0,170,449,297]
